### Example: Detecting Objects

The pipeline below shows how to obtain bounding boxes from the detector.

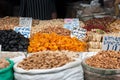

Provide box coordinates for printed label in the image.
[102,36,120,51]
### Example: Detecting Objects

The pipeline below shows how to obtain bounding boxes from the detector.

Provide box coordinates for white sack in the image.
[14,59,83,80]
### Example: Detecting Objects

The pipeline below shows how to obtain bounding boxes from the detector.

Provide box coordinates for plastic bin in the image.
[0,59,14,80]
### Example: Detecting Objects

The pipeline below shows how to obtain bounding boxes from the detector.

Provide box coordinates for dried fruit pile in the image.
[0,30,29,51]
[86,50,120,69]
[84,17,116,32]
[0,59,9,69]
[17,52,74,70]
[28,32,87,52]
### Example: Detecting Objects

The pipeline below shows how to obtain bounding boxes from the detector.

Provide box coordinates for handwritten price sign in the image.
[19,17,32,27]
[64,18,79,31]
[71,27,87,39]
[14,27,31,38]
[102,36,120,51]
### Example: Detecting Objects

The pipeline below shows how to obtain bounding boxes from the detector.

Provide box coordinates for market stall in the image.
[0,1,120,78]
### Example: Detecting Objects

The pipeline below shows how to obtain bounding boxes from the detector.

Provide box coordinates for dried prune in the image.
[0,30,29,52]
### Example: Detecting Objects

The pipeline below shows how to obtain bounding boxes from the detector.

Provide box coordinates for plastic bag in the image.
[90,0,100,7]
[0,59,14,80]
[14,59,83,80]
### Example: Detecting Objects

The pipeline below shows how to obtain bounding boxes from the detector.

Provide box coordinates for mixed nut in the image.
[86,50,120,69]
[17,52,74,70]
[0,59,9,69]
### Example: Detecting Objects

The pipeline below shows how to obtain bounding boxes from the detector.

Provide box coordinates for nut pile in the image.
[109,19,120,32]
[0,17,19,30]
[31,19,64,34]
[17,52,74,70]
[0,17,39,30]
[28,32,87,52]
[0,59,9,69]
[0,30,29,51]
[30,50,80,58]
[86,50,120,69]
[39,26,71,36]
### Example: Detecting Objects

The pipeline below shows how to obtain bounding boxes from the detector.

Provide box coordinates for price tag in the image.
[64,18,79,31]
[19,17,32,27]
[102,36,120,51]
[14,27,31,38]
[71,27,87,39]
[0,45,1,52]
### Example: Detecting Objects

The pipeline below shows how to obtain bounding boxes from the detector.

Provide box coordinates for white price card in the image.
[71,27,87,39]
[102,36,120,51]
[19,17,32,27]
[0,45,1,52]
[14,27,31,38]
[64,18,79,31]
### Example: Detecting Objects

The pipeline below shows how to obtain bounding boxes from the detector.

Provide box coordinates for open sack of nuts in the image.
[81,50,120,80]
[14,52,83,80]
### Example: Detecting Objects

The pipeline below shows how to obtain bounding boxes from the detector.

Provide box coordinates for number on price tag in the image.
[14,27,31,38]
[19,17,32,27]
[102,36,120,51]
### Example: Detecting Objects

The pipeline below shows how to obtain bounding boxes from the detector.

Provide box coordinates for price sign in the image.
[19,17,32,27]
[14,27,31,38]
[71,27,87,39]
[0,45,1,52]
[64,18,79,31]
[102,36,120,51]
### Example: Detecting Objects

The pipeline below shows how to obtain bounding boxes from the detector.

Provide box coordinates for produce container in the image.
[0,59,14,80]
[82,60,120,80]
[14,52,83,80]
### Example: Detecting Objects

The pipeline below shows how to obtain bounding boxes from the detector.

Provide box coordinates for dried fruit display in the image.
[86,50,120,69]
[28,32,87,52]
[0,30,29,51]
[17,52,74,70]
[84,17,116,32]
[39,26,71,36]
[0,59,9,69]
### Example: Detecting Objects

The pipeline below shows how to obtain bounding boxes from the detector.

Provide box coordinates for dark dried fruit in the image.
[0,30,29,52]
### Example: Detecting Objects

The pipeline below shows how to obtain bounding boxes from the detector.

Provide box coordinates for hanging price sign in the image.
[14,17,32,38]
[102,36,120,51]
[14,27,31,38]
